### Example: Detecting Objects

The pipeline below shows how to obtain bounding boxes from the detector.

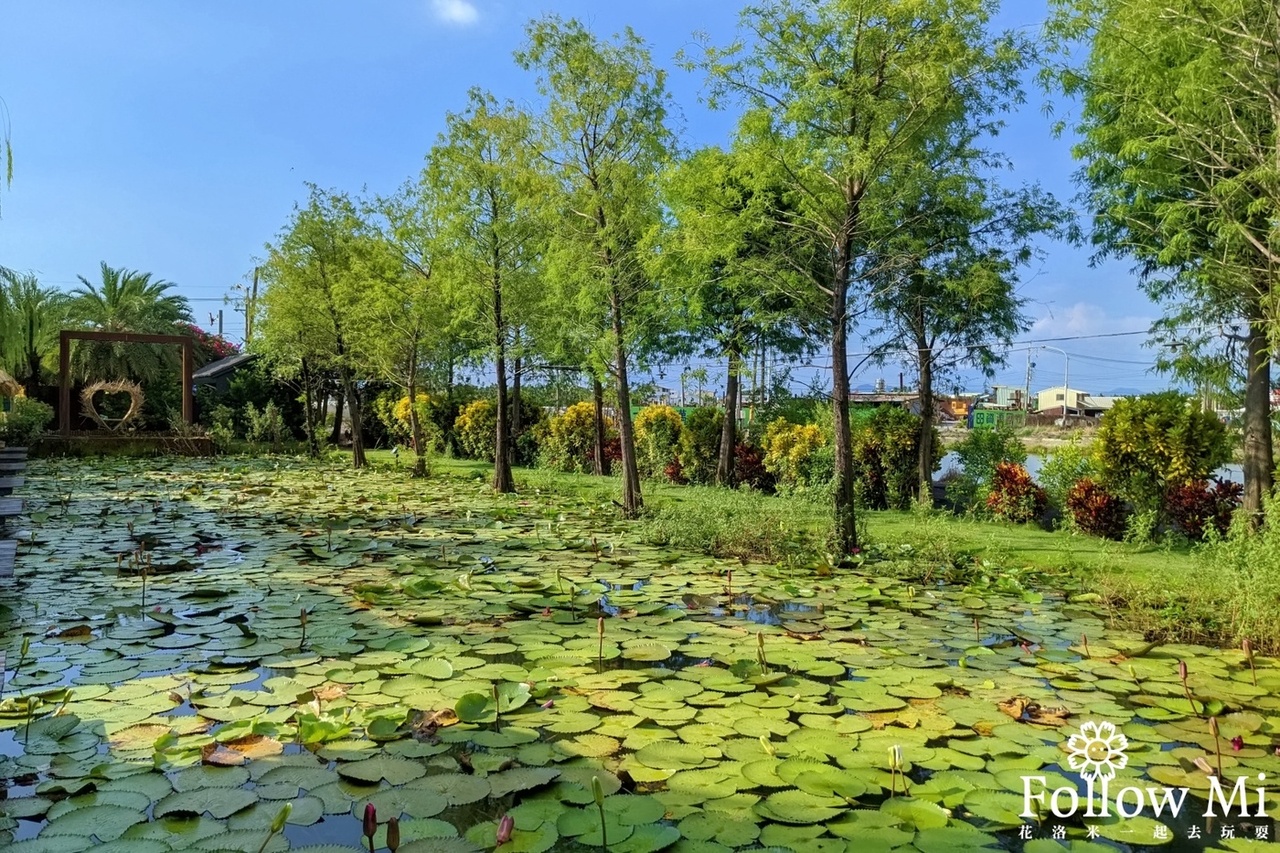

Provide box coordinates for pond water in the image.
[0,457,1276,852]
[938,452,1244,485]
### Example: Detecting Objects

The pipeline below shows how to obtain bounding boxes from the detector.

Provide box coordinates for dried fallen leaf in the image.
[226,734,283,760]
[202,743,247,766]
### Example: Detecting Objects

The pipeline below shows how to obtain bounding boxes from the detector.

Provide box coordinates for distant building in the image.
[989,385,1025,409]
[1033,385,1121,418]
[848,392,922,416]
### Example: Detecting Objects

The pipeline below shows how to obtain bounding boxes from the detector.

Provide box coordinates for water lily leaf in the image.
[156,786,258,819]
[754,789,845,824]
[336,754,427,785]
[880,797,949,830]
[635,740,707,771]
[488,767,560,798]
[40,804,146,841]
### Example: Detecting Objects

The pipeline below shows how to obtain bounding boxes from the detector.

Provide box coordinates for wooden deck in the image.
[0,497,22,521]
[0,477,22,496]
[0,462,25,474]
[0,539,15,579]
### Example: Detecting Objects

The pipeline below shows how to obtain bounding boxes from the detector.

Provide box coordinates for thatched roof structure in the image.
[0,369,24,398]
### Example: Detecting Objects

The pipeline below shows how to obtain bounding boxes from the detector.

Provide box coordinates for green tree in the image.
[516,16,675,516]
[429,90,546,493]
[696,0,1029,553]
[69,262,193,383]
[259,186,371,468]
[1046,0,1280,518]
[0,270,69,396]
[357,185,449,476]
[866,161,1064,502]
[654,146,817,486]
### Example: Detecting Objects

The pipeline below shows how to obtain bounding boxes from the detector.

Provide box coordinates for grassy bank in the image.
[363,450,1267,650]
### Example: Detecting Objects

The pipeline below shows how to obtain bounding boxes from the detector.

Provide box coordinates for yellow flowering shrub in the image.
[454,399,496,460]
[634,404,685,478]
[762,418,827,490]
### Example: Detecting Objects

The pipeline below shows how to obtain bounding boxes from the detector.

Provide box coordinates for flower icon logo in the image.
[1066,720,1129,780]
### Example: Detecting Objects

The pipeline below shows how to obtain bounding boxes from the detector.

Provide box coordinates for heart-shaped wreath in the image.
[80,379,145,431]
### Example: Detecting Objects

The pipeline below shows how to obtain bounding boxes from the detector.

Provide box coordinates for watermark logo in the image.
[1064,720,1128,781]
[1020,717,1273,844]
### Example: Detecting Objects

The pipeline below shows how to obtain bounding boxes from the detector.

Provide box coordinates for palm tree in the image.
[0,269,70,396]
[70,262,192,382]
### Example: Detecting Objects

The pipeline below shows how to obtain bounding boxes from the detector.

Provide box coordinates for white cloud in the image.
[430,0,479,26]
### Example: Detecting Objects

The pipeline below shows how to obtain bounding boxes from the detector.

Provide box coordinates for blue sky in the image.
[0,0,1162,396]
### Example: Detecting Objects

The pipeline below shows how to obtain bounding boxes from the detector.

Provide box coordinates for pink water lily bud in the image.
[496,814,515,845]
[362,803,377,841]
[1177,660,1188,682]
[541,699,554,709]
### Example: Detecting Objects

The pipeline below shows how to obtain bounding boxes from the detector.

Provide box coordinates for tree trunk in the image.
[342,374,366,469]
[492,267,515,494]
[407,341,427,478]
[301,358,319,458]
[611,284,643,516]
[329,390,344,446]
[916,337,935,507]
[512,349,522,468]
[1242,302,1273,523]
[914,289,934,506]
[592,378,610,476]
[830,236,858,554]
[716,346,740,487]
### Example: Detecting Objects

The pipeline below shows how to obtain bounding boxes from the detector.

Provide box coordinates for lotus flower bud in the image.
[889,745,903,770]
[496,814,514,844]
[760,735,776,757]
[597,616,605,638]
[592,775,605,808]
[1209,717,1219,738]
[362,803,377,841]
[387,816,400,852]
[1243,638,1254,660]
[270,802,292,833]
[1177,660,1188,682]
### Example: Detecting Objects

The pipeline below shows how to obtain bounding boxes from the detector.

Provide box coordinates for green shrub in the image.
[641,486,827,562]
[1095,392,1231,513]
[1195,498,1280,652]
[946,423,1027,512]
[634,405,685,478]
[1039,437,1095,513]
[244,401,286,450]
[678,407,724,485]
[851,406,937,510]
[0,397,53,445]
[454,399,497,460]
[209,404,236,450]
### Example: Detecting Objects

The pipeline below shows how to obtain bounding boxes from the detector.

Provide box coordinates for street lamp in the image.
[1040,345,1070,421]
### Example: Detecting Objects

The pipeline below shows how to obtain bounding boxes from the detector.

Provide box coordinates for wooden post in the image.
[59,331,71,437]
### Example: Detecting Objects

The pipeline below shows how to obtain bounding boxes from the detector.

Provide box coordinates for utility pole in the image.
[217,309,224,337]
[1024,351,1034,411]
[246,267,259,344]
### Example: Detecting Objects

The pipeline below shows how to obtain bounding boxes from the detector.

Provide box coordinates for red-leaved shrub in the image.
[734,442,773,492]
[664,458,688,485]
[1067,478,1129,539]
[1164,479,1242,540]
[985,462,1047,523]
